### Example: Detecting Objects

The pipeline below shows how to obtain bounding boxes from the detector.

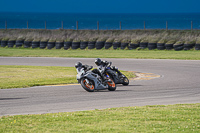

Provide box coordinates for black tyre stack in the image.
[174,41,184,51]
[16,38,24,47]
[113,39,121,49]
[72,39,80,49]
[24,39,33,48]
[165,40,175,50]
[195,40,200,50]
[105,38,113,49]
[64,39,72,50]
[88,38,96,49]
[56,40,64,49]
[184,41,195,50]
[32,39,40,48]
[148,39,157,50]
[1,38,9,47]
[195,43,200,50]
[96,38,106,50]
[40,39,48,49]
[8,38,16,48]
[129,40,139,50]
[157,40,166,50]
[80,40,88,50]
[120,39,129,50]
[140,40,148,49]
[47,39,56,49]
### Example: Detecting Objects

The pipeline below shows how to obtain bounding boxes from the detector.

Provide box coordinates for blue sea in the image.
[1,12,200,30]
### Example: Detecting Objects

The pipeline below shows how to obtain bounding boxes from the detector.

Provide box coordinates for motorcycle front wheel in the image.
[81,78,95,92]
[107,78,116,91]
[122,76,129,86]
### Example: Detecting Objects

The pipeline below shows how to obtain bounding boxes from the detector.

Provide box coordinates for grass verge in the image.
[1,47,200,60]
[0,103,199,132]
[0,65,135,89]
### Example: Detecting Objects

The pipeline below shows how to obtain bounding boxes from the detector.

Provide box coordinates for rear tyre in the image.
[122,77,129,86]
[107,78,116,91]
[80,78,95,92]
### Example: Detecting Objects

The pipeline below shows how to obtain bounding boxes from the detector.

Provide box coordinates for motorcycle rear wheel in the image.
[107,78,116,91]
[81,78,95,92]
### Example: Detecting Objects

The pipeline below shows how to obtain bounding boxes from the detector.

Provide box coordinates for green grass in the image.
[0,103,199,132]
[0,65,77,89]
[0,65,135,89]
[1,47,200,60]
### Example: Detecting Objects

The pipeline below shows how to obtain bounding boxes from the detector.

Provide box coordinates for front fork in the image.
[85,78,90,84]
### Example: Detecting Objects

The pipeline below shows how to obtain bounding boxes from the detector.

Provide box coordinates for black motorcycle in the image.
[75,62,116,92]
[94,58,129,86]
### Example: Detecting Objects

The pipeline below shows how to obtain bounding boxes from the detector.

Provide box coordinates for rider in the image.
[75,62,92,72]
[94,58,123,76]
[94,58,110,67]
[92,58,109,82]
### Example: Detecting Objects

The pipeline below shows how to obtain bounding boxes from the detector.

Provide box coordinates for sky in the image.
[0,0,200,13]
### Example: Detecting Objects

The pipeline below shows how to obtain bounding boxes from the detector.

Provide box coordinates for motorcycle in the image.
[75,62,116,92]
[94,59,129,86]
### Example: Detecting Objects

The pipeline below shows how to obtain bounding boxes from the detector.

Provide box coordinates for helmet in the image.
[95,58,101,66]
[75,62,82,68]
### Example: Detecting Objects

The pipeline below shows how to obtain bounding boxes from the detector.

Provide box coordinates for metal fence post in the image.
[61,21,63,29]
[191,21,193,31]
[166,21,168,30]
[5,21,7,30]
[76,21,78,30]
[119,21,122,30]
[144,21,146,30]
[27,21,29,29]
[97,21,99,30]
[45,21,46,29]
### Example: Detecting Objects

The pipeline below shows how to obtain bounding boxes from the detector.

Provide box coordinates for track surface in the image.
[0,57,200,116]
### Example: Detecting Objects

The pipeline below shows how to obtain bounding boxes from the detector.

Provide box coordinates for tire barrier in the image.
[148,43,157,50]
[40,41,48,49]
[15,40,24,47]
[183,43,194,50]
[174,45,184,51]
[128,43,139,50]
[120,43,128,49]
[72,42,80,49]
[32,41,40,48]
[174,42,184,51]
[8,40,15,48]
[56,42,64,49]
[64,41,72,50]
[24,40,32,48]
[1,37,200,51]
[113,42,121,49]
[1,40,8,47]
[165,43,174,50]
[47,41,55,49]
[195,43,200,50]
[139,41,148,49]
[95,41,105,49]
[157,43,165,50]
[80,41,88,49]
[88,41,96,49]
[105,42,113,49]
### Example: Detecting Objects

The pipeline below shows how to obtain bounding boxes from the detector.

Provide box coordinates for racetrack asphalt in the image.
[0,57,200,116]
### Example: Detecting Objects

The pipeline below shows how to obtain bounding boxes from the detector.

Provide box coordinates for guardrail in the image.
[1,20,195,31]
